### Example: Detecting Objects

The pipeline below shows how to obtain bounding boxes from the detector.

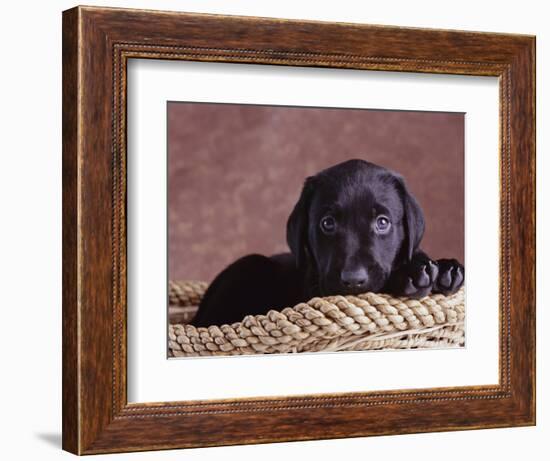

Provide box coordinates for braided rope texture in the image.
[168,281,465,357]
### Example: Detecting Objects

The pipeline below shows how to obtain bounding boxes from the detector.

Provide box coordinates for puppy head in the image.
[287,159,424,296]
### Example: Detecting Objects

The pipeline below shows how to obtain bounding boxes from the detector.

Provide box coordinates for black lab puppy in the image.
[192,159,464,327]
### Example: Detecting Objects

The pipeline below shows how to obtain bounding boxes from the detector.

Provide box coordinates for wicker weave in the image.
[168,281,465,357]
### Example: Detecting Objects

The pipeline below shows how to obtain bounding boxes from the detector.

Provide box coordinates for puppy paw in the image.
[433,259,464,295]
[390,257,439,299]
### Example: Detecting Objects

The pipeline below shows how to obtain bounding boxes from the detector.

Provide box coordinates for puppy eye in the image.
[375,215,391,233]
[320,216,337,234]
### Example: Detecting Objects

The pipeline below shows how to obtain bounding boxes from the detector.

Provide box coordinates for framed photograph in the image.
[62,5,535,454]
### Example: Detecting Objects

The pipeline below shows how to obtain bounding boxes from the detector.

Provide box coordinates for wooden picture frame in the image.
[62,5,535,455]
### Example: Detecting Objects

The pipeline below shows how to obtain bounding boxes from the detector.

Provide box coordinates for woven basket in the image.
[168,280,465,357]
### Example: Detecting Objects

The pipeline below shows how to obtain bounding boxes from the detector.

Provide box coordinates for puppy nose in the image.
[340,268,368,289]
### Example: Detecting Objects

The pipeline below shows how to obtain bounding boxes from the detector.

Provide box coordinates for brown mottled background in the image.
[168,103,464,283]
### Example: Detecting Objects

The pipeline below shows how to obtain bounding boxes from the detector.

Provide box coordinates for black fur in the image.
[191,159,464,327]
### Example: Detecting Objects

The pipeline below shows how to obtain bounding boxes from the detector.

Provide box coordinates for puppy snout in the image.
[340,268,368,289]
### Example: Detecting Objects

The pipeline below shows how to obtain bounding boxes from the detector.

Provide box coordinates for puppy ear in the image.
[286,178,315,268]
[395,176,425,261]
